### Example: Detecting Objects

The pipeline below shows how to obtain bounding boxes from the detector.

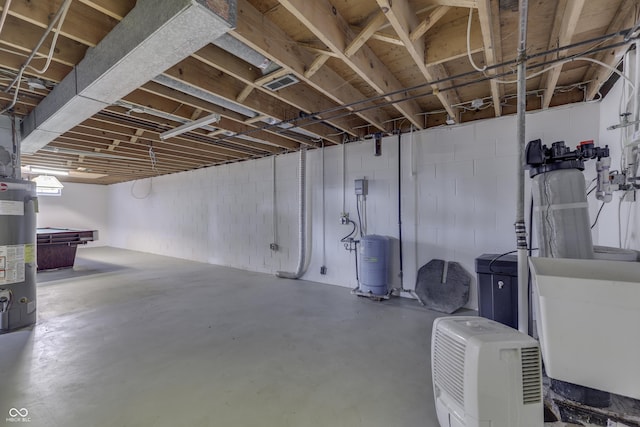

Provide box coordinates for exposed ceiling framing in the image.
[0,0,638,184]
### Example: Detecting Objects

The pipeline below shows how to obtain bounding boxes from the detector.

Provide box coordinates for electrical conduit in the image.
[516,0,529,335]
[277,148,309,279]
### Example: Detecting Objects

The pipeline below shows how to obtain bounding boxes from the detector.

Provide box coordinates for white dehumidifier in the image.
[431,316,543,427]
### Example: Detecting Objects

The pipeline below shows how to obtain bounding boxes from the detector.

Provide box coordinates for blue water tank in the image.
[359,235,389,295]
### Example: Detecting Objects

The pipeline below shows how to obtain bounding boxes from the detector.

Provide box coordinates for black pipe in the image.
[218,29,639,142]
[397,130,404,290]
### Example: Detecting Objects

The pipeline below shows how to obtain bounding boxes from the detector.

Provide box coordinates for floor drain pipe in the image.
[277,147,308,279]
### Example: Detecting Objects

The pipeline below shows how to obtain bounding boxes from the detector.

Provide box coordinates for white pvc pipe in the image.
[272,155,277,247]
[321,141,326,268]
[516,0,529,335]
[634,40,640,133]
[342,137,346,214]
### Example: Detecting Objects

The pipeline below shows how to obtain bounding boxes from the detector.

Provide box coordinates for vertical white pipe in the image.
[342,137,346,214]
[321,141,326,268]
[634,41,640,133]
[276,148,308,279]
[272,156,277,246]
[516,0,530,335]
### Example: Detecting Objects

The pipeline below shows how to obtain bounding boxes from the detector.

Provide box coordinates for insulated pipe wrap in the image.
[277,148,308,279]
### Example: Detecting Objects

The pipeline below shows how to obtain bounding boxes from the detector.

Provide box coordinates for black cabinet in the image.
[475,254,518,329]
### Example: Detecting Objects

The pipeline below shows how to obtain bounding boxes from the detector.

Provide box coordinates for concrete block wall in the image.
[108,101,601,309]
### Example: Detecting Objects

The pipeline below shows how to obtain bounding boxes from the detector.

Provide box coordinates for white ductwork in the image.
[20,0,237,154]
[153,74,258,118]
[213,34,281,75]
[277,148,309,279]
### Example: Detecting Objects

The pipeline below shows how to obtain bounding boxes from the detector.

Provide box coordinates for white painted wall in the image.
[596,78,640,251]
[108,102,601,309]
[36,182,109,247]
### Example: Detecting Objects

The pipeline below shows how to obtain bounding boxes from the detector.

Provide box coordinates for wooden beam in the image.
[243,114,268,125]
[344,11,387,57]
[107,139,120,151]
[232,0,388,131]
[80,115,246,159]
[139,82,308,148]
[129,129,144,145]
[0,0,119,47]
[304,54,330,78]
[193,44,358,137]
[101,110,282,157]
[585,0,637,100]
[190,108,203,120]
[164,57,327,147]
[430,0,477,7]
[369,31,404,46]
[425,15,483,66]
[236,85,254,103]
[541,0,586,109]
[114,91,294,154]
[0,16,85,67]
[60,133,223,166]
[0,49,71,82]
[375,0,459,121]
[76,0,135,20]
[278,0,424,129]
[410,6,450,42]
[476,0,502,117]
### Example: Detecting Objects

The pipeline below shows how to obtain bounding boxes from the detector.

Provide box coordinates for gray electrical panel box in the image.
[355,178,368,196]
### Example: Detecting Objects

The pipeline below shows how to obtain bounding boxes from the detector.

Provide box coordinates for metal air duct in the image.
[20,0,237,153]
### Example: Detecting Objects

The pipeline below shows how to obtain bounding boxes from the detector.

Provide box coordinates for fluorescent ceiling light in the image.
[33,175,64,196]
[30,167,69,176]
[159,113,221,140]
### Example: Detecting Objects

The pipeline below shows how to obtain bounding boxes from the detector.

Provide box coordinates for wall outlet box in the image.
[320,266,327,275]
[269,243,279,251]
[354,178,368,196]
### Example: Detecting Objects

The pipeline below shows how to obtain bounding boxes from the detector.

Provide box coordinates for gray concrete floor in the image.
[0,247,455,427]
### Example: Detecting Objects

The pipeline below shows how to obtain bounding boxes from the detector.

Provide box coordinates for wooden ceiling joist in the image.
[76,0,136,20]
[117,91,284,155]
[411,6,451,41]
[476,0,503,117]
[375,0,459,121]
[304,54,330,78]
[0,0,120,47]
[232,0,388,132]
[193,44,360,138]
[541,0,586,109]
[1,0,634,185]
[163,57,328,146]
[138,82,307,149]
[344,11,387,57]
[0,15,84,67]
[585,0,638,100]
[278,0,424,129]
